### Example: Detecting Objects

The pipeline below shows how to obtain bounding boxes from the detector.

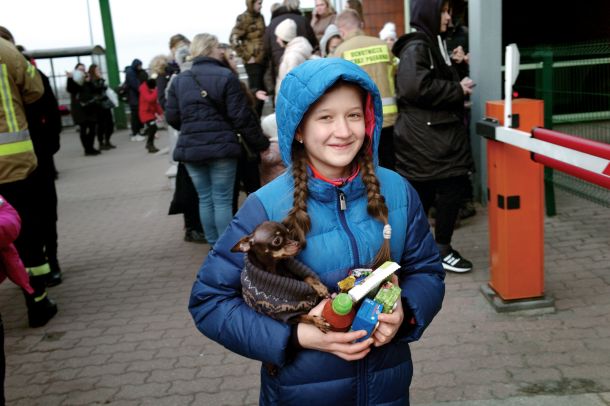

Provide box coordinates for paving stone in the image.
[169,377,223,395]
[2,129,608,405]
[95,371,149,388]
[193,390,248,406]
[138,395,195,405]
[59,388,118,405]
[114,382,171,400]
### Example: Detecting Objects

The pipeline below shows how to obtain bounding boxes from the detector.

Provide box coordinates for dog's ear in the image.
[231,235,252,253]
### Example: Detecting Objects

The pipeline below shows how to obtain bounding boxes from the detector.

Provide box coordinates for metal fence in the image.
[512,40,610,210]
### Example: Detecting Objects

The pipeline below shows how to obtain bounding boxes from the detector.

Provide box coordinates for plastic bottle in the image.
[321,293,356,332]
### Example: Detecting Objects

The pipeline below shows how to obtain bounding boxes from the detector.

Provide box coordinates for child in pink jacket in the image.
[0,195,33,294]
[0,196,57,331]
[139,78,163,153]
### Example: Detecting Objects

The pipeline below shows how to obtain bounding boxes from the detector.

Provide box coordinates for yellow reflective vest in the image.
[333,32,397,128]
[0,38,43,184]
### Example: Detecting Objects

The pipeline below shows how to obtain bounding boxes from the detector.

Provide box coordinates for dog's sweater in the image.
[241,256,320,323]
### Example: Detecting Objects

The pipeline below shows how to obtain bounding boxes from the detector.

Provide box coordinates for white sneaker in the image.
[133,135,146,142]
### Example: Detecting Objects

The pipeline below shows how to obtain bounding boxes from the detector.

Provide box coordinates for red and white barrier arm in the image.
[493,126,610,189]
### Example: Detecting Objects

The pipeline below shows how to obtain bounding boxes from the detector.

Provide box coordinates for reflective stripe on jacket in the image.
[333,33,397,127]
[0,39,43,184]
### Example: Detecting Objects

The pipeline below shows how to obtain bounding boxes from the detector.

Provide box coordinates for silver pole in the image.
[86,0,95,46]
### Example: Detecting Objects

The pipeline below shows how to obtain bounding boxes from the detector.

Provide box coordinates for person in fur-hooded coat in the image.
[274,18,314,96]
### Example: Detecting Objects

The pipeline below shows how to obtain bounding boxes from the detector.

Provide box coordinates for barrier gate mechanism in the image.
[476,44,610,313]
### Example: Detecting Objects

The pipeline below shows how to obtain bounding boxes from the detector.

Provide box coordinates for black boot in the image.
[146,140,159,153]
[184,229,207,244]
[24,272,58,328]
[46,258,63,287]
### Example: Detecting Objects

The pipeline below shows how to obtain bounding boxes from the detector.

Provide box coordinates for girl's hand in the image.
[297,299,374,361]
[372,275,404,347]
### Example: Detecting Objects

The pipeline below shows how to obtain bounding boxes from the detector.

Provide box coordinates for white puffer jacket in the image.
[275,36,314,95]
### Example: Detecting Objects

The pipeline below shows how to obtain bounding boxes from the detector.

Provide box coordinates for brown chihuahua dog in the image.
[232,221,331,332]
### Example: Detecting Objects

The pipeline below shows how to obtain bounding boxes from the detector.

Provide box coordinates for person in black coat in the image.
[75,72,101,155]
[66,63,86,127]
[88,64,116,150]
[24,68,63,286]
[124,58,147,138]
[67,64,99,155]
[262,0,318,99]
[166,33,269,245]
[392,0,475,273]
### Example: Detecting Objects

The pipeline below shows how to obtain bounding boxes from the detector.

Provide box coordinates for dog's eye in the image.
[272,236,283,247]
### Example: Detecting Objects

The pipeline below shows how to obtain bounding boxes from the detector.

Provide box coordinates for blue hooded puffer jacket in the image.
[189,58,445,406]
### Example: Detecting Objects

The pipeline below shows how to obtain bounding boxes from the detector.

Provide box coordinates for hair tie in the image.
[383,224,392,240]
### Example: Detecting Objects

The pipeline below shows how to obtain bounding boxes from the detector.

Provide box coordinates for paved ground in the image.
[1,128,609,405]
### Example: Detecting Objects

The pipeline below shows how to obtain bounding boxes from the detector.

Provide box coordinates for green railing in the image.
[514,41,610,211]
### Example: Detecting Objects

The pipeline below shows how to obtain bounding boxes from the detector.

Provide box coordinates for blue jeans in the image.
[185,159,238,245]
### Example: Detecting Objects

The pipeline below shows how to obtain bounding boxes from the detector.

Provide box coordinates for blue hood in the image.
[275,58,383,167]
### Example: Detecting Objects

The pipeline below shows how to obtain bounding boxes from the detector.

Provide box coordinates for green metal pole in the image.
[99,0,127,129]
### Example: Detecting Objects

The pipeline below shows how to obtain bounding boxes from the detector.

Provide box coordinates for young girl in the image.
[189,58,445,405]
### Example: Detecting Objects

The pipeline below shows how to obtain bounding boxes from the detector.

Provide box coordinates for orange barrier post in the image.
[482,99,553,310]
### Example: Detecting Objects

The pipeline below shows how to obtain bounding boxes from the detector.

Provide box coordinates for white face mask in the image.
[175,45,190,65]
[73,70,85,85]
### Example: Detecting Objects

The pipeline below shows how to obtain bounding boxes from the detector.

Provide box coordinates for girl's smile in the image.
[297,84,366,179]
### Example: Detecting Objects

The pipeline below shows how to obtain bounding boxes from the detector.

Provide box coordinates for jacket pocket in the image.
[424,110,461,127]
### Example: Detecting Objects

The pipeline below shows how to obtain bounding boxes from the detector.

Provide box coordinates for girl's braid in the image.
[358,152,392,269]
[282,148,311,247]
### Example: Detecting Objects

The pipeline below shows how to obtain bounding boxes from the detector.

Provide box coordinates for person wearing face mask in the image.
[392,0,476,274]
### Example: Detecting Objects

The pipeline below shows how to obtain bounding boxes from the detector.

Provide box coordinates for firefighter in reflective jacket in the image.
[333,9,397,170]
[0,30,58,327]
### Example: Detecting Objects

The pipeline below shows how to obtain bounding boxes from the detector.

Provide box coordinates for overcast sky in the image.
[4,0,316,80]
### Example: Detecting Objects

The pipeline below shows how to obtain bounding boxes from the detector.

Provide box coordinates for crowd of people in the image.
[66,63,117,155]
[0,0,478,403]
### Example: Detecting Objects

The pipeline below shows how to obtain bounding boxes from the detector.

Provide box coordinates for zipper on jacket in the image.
[337,190,360,267]
[357,357,368,405]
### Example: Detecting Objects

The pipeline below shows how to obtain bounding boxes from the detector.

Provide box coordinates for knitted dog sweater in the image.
[241,255,320,323]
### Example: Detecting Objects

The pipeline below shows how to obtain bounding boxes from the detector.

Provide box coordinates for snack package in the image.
[374,281,402,314]
[348,261,400,303]
[350,298,384,342]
